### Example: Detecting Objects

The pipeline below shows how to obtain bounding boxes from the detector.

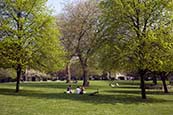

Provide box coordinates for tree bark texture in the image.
[16,64,22,93]
[82,63,88,87]
[79,56,89,87]
[66,62,72,83]
[153,75,157,85]
[152,71,157,85]
[161,72,168,93]
[139,69,147,99]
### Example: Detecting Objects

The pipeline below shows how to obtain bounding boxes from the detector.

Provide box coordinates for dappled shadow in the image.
[21,82,68,89]
[147,90,173,95]
[116,86,140,89]
[105,89,141,94]
[21,82,89,90]
[0,88,44,96]
[0,88,172,105]
[117,81,140,86]
[105,89,173,95]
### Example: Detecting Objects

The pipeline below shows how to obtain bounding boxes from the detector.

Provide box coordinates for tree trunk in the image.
[139,69,146,99]
[161,72,168,93]
[16,64,22,93]
[82,64,88,87]
[78,55,89,87]
[153,75,157,85]
[66,62,72,83]
[108,71,111,80]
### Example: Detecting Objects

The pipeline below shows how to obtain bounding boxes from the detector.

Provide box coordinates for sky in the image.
[47,0,65,15]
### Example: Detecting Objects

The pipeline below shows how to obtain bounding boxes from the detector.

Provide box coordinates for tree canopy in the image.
[99,0,173,98]
[0,0,66,92]
[58,0,102,86]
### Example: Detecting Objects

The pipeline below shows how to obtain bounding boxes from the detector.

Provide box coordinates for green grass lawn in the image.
[0,80,173,115]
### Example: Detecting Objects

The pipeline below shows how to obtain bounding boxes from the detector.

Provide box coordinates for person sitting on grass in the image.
[76,86,81,94]
[66,85,73,94]
[80,86,86,94]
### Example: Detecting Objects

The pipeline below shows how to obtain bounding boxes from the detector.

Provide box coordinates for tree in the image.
[57,0,102,86]
[0,0,65,92]
[100,0,173,99]
[145,26,173,93]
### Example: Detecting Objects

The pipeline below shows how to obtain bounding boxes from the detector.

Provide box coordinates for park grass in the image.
[0,80,173,115]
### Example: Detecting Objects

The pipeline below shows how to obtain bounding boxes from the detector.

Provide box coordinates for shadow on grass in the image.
[1,82,84,90]
[105,89,173,95]
[21,82,69,89]
[116,86,140,89]
[0,88,172,105]
[21,82,96,89]
[116,81,140,86]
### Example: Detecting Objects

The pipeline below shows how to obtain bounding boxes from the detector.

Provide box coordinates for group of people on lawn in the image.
[66,85,86,94]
